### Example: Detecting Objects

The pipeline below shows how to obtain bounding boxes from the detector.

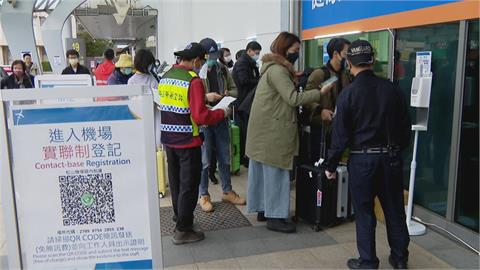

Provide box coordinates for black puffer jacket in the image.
[1,74,34,89]
[232,53,260,107]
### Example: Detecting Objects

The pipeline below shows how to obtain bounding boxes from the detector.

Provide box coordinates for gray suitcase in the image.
[336,165,354,219]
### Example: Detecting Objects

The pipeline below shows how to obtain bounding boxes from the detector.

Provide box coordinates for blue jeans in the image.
[247,159,290,219]
[200,120,232,196]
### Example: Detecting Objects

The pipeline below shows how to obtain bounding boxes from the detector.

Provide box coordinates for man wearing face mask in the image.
[107,54,134,85]
[62,49,91,75]
[197,38,244,213]
[306,38,351,123]
[232,41,262,167]
[159,42,226,244]
[303,38,352,163]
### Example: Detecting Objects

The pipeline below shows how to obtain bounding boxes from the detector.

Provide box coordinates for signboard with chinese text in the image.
[301,0,478,40]
[0,86,161,270]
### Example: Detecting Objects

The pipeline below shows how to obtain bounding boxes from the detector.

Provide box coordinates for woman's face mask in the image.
[224,55,232,63]
[122,67,133,75]
[286,51,299,64]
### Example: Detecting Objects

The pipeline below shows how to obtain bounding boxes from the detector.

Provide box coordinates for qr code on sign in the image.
[59,173,115,226]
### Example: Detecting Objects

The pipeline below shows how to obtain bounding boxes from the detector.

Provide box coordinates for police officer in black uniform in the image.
[325,40,411,269]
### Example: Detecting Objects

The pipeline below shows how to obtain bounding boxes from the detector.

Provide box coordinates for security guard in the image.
[159,42,227,245]
[325,40,411,269]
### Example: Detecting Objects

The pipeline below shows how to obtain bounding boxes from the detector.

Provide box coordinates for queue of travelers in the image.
[0,32,411,269]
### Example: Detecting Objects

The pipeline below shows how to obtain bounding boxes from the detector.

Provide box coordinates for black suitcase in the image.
[295,125,339,231]
[296,164,338,231]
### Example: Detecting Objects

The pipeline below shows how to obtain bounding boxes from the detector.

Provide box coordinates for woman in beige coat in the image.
[246,32,332,233]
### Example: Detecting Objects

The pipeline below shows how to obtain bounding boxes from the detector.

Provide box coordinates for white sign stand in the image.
[406,51,432,236]
[0,85,162,269]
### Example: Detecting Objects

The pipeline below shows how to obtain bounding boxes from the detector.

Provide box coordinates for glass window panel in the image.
[454,19,479,232]
[304,31,391,78]
[394,23,460,217]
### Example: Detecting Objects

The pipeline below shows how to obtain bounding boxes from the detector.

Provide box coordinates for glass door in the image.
[454,19,479,232]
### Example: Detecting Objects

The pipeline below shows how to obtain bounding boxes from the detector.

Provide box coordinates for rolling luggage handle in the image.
[305,124,329,231]
[313,123,328,168]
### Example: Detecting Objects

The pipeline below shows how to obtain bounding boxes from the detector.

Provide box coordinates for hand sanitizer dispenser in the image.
[411,76,432,108]
[406,51,433,236]
[410,51,433,131]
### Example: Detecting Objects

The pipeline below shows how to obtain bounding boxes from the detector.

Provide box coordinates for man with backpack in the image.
[302,38,352,162]
[305,38,351,124]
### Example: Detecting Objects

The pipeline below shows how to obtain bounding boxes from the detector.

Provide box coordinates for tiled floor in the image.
[160,167,479,270]
[0,167,478,269]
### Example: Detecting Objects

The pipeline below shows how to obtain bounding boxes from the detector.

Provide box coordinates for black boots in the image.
[257,212,267,222]
[266,218,296,233]
[347,258,379,269]
[389,255,408,269]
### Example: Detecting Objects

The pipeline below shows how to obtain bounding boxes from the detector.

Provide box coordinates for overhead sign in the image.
[302,0,457,31]
[301,0,479,40]
[0,86,162,270]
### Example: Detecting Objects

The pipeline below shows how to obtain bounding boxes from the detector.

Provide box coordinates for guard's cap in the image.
[174,42,207,60]
[347,39,375,66]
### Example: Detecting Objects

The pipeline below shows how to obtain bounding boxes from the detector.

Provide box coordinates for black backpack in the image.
[297,65,331,91]
[297,66,331,125]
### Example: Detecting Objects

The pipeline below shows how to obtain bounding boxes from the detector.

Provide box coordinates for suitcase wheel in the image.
[159,192,165,199]
[313,224,321,232]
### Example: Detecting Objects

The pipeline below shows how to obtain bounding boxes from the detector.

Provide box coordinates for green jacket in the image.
[246,54,322,170]
[304,63,351,126]
[202,62,238,98]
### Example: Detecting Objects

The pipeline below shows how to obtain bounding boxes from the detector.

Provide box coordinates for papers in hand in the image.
[212,96,236,111]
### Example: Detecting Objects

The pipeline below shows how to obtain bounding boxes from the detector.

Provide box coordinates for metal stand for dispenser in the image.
[406,127,426,236]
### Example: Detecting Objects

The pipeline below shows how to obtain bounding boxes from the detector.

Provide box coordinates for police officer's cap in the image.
[174,42,207,60]
[347,40,375,66]
[199,38,220,60]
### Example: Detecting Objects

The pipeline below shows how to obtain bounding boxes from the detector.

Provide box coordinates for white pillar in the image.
[41,0,86,74]
[0,0,40,71]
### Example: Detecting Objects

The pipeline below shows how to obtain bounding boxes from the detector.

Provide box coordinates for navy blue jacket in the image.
[326,70,411,172]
